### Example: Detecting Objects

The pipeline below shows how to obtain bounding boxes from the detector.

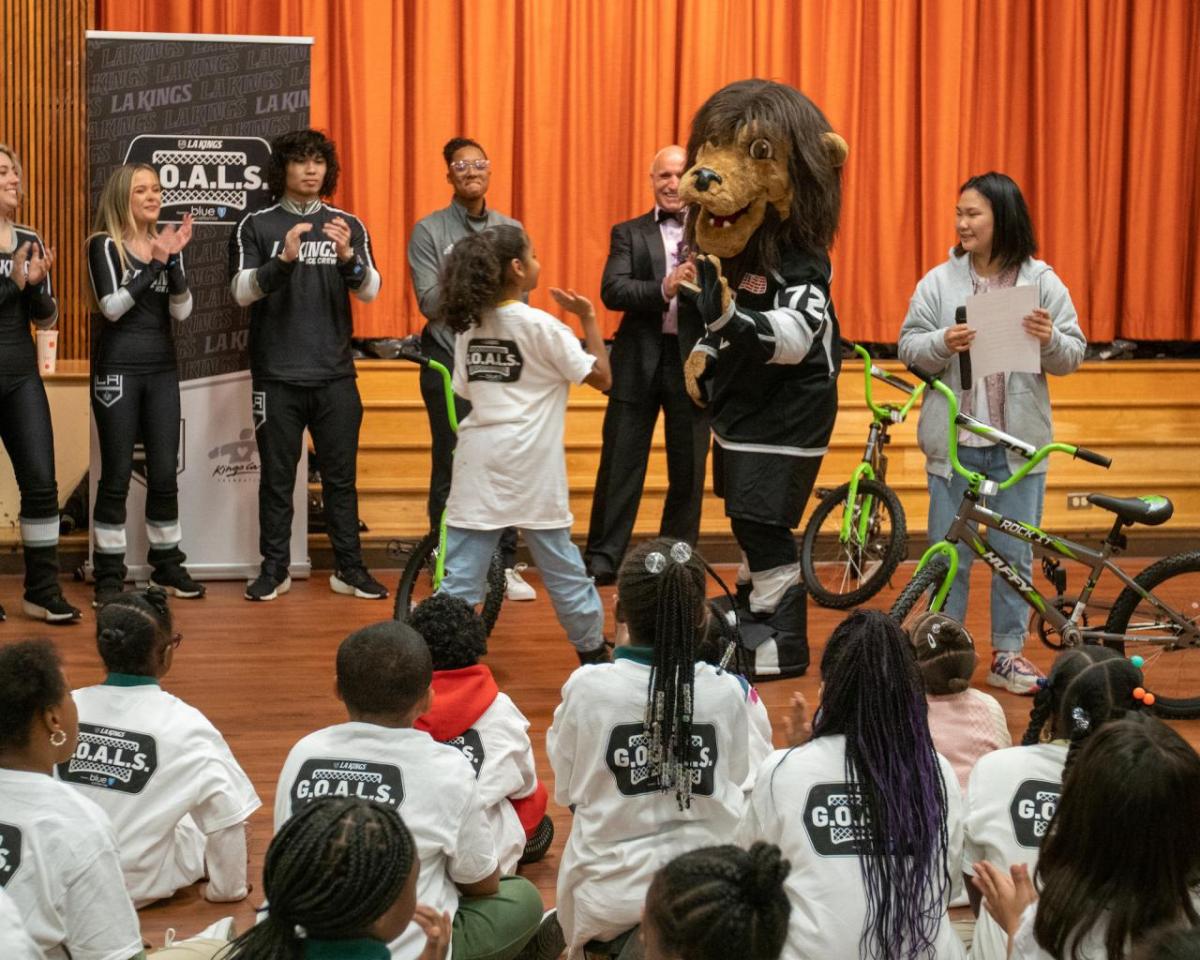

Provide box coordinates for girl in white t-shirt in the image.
[963,645,1148,960]
[56,588,261,907]
[437,224,613,664]
[739,608,966,960]
[0,639,143,960]
[548,538,757,955]
[974,713,1200,960]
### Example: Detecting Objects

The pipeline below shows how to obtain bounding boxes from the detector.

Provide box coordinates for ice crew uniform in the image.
[55,674,262,907]
[87,234,196,596]
[963,741,1067,960]
[685,250,839,678]
[229,197,380,590]
[0,225,73,618]
[275,722,543,960]
[0,768,143,960]
[739,736,966,960]
[547,648,753,953]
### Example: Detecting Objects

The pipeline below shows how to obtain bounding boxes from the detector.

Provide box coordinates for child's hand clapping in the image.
[972,860,1037,936]
[549,287,595,320]
[783,692,813,746]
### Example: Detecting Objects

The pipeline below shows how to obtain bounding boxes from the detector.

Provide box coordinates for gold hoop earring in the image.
[49,729,67,748]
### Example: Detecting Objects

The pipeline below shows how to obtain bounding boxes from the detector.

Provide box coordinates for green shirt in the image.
[304,938,391,960]
[613,645,655,666]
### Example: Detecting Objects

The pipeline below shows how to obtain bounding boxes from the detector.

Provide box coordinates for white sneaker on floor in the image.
[163,915,237,947]
[505,563,537,601]
[987,651,1045,695]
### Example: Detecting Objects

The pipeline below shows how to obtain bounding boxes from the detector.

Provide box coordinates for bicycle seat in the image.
[1086,493,1174,526]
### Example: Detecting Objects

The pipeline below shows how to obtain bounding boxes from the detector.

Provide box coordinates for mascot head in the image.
[680,79,848,265]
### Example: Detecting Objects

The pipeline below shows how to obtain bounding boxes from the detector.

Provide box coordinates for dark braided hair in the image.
[645,842,791,960]
[617,538,707,809]
[0,639,67,751]
[222,798,417,959]
[1019,645,1146,774]
[439,224,528,333]
[805,609,949,960]
[408,593,486,670]
[95,587,173,676]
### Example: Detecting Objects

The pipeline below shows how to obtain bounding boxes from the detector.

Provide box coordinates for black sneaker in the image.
[515,909,566,960]
[245,570,291,601]
[23,592,82,623]
[93,582,124,608]
[518,814,555,866]
[150,565,207,599]
[330,566,389,600]
[576,641,614,666]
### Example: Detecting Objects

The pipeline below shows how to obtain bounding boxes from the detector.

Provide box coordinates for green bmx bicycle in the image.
[390,339,506,633]
[800,341,925,608]
[890,371,1200,717]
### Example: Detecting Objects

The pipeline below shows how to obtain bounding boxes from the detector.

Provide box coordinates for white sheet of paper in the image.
[966,284,1041,380]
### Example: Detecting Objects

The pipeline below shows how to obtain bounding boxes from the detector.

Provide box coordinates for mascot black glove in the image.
[680,254,732,329]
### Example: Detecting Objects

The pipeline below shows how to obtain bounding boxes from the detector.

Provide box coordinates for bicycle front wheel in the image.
[393,530,506,637]
[801,479,907,609]
[1103,551,1200,719]
[889,555,952,633]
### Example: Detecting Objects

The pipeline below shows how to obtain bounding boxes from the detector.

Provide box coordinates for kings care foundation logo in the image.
[124,134,271,224]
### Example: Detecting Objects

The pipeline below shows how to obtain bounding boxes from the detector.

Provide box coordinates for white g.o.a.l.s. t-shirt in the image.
[275,722,498,960]
[738,735,966,960]
[447,300,596,530]
[963,741,1068,960]
[0,768,142,960]
[56,681,261,906]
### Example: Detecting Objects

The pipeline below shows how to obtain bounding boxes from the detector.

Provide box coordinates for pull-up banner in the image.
[86,31,312,580]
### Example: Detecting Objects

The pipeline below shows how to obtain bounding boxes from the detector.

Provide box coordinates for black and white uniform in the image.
[0,224,63,602]
[229,198,380,577]
[963,741,1067,960]
[687,250,839,611]
[0,768,143,960]
[546,655,753,952]
[275,722,497,960]
[86,235,193,586]
[56,679,262,907]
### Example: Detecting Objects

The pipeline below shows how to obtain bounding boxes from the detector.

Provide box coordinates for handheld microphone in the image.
[955,306,972,388]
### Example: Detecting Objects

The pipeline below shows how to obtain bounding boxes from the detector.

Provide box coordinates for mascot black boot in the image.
[675,78,848,679]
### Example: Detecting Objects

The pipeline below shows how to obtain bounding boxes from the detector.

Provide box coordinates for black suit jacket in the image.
[599,211,703,402]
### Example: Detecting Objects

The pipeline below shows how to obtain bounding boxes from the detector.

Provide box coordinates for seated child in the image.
[56,589,260,906]
[410,593,552,873]
[548,538,757,955]
[909,611,1010,792]
[274,620,544,960]
[964,645,1147,960]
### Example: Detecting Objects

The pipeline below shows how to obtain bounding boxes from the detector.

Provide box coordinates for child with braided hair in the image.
[223,796,451,960]
[55,588,260,907]
[642,842,791,960]
[739,608,965,960]
[547,537,759,957]
[962,645,1148,960]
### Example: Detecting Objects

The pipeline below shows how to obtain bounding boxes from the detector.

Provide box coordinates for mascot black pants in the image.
[0,374,61,599]
[91,368,185,585]
[253,376,364,577]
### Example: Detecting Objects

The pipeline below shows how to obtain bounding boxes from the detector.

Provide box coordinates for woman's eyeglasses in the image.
[449,159,491,173]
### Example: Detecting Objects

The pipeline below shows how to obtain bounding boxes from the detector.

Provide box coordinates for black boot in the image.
[22,544,80,623]
[711,584,809,681]
[149,546,206,599]
[518,814,555,865]
[93,551,127,608]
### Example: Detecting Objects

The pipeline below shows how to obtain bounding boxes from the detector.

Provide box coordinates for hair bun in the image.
[99,625,126,646]
[744,842,790,906]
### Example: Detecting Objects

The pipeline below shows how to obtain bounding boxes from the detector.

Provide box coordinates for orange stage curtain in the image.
[97,0,1200,343]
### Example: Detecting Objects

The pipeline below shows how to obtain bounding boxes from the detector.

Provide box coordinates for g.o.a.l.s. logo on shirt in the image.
[444,729,485,777]
[466,338,524,383]
[290,758,404,814]
[0,822,21,888]
[1009,779,1061,847]
[803,783,873,857]
[55,723,158,794]
[604,722,718,797]
[94,373,124,408]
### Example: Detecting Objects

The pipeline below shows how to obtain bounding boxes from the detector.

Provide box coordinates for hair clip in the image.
[1129,655,1145,669]
[645,543,693,574]
[669,541,692,564]
[644,552,668,574]
[1071,706,1090,731]
[1035,676,1050,690]
[1133,687,1156,707]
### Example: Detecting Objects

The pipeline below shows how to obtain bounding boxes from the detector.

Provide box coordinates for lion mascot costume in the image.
[679,78,848,679]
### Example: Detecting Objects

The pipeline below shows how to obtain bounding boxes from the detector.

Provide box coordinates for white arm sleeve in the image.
[203,822,250,902]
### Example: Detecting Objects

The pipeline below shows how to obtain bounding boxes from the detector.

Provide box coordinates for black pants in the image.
[0,373,61,599]
[254,377,364,576]
[91,369,184,584]
[418,326,517,568]
[585,338,710,578]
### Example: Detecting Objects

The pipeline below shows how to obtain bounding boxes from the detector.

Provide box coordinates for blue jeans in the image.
[442,525,605,653]
[926,445,1047,653]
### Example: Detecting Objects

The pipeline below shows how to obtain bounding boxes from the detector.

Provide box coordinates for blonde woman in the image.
[0,143,79,622]
[86,164,203,606]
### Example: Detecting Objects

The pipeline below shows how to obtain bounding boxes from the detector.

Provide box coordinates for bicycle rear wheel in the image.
[1103,551,1200,719]
[393,530,506,636]
[888,555,952,633]
[800,479,907,608]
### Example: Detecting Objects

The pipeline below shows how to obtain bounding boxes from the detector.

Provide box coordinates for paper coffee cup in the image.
[36,329,58,374]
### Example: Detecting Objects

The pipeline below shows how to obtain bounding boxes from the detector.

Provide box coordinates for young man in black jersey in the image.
[229,129,386,602]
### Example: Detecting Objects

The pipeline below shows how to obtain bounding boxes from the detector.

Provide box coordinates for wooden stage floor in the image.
[2,559,1195,947]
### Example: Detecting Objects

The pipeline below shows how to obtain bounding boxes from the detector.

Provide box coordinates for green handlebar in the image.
[426,357,458,434]
[849,341,924,422]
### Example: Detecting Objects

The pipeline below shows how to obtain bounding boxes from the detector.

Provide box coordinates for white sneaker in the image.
[163,915,237,947]
[505,563,537,601]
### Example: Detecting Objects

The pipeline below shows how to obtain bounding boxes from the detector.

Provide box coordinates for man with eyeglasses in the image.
[407,138,534,601]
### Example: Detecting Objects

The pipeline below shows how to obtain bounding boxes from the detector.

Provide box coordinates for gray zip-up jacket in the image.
[898,250,1085,479]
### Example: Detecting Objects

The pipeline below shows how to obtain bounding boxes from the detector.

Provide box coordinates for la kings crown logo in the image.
[1010,779,1061,847]
[56,722,158,794]
[291,758,404,814]
[605,722,719,797]
[466,338,524,383]
[0,822,20,888]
